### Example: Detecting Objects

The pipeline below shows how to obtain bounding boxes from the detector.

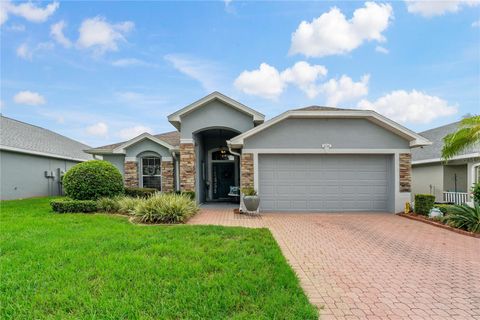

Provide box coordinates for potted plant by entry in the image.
[241,187,260,212]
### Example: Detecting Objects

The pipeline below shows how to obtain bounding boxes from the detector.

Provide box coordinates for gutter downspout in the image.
[171,150,180,192]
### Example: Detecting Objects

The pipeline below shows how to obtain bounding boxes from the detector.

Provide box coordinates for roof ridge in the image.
[419,121,461,134]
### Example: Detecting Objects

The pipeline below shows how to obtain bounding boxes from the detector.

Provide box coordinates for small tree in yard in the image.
[63,160,124,200]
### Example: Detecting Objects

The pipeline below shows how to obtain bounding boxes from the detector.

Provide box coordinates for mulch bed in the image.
[397,213,480,239]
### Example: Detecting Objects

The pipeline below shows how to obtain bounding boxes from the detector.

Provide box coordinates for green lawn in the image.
[0,198,318,319]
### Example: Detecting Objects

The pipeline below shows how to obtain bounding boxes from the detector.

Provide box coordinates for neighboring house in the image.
[411,121,480,204]
[86,92,430,213]
[0,115,92,200]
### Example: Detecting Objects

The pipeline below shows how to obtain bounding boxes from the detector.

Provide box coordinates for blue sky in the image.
[1,0,479,147]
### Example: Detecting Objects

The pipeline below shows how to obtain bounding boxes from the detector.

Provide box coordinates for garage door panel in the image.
[259,154,390,212]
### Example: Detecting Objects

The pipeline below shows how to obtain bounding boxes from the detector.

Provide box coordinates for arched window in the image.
[141,156,161,190]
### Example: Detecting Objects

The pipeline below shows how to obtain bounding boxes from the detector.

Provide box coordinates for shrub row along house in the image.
[0,115,92,200]
[86,92,431,213]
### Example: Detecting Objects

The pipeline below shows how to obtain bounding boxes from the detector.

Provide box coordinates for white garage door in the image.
[259,154,392,212]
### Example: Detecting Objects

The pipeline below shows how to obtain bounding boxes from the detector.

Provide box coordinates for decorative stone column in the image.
[161,160,174,192]
[180,143,195,192]
[241,153,254,189]
[399,153,412,192]
[124,161,139,188]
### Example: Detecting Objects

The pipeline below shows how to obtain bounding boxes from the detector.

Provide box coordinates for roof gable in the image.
[167,91,264,130]
[112,133,176,154]
[228,109,431,148]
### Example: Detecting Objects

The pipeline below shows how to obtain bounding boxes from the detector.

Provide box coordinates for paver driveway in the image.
[189,208,480,319]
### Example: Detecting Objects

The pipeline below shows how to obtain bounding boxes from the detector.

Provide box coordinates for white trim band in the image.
[0,145,90,162]
[242,148,411,154]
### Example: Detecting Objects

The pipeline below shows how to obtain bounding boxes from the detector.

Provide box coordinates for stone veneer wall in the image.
[399,153,412,192]
[124,161,139,188]
[180,143,195,192]
[161,160,174,192]
[241,153,254,189]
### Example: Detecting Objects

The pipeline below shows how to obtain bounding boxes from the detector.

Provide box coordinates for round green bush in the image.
[63,160,124,200]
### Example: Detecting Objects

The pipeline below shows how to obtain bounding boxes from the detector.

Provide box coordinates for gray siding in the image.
[411,163,444,201]
[0,150,80,200]
[444,165,468,193]
[102,154,126,177]
[244,118,410,149]
[125,139,171,158]
[180,100,254,139]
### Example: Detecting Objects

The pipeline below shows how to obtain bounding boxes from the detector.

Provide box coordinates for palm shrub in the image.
[63,160,124,200]
[445,203,480,233]
[442,115,480,160]
[97,197,121,213]
[135,193,199,224]
[117,196,143,215]
[472,182,480,205]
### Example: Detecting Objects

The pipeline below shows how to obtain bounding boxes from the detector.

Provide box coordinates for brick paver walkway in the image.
[188,208,480,319]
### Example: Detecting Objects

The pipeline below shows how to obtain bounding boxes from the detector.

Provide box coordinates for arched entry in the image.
[193,128,240,203]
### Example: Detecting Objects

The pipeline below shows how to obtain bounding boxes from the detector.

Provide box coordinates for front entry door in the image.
[212,162,235,200]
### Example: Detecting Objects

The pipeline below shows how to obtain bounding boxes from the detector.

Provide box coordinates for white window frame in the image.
[140,156,162,190]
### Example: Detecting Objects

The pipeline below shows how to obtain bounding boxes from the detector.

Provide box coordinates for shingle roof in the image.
[412,121,480,162]
[87,130,180,153]
[0,115,92,161]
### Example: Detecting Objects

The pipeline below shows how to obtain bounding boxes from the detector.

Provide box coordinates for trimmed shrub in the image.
[135,193,199,224]
[117,196,143,215]
[51,198,97,213]
[445,203,480,233]
[125,187,157,198]
[414,194,435,215]
[472,182,480,205]
[63,160,124,200]
[97,197,121,213]
[434,204,456,215]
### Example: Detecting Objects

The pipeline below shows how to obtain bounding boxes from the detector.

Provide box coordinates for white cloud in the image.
[111,58,152,67]
[405,0,479,17]
[118,125,152,140]
[86,122,109,137]
[235,62,368,103]
[357,90,458,124]
[13,91,46,105]
[165,54,224,92]
[1,1,59,25]
[234,63,285,99]
[473,19,480,27]
[320,74,370,106]
[375,45,389,54]
[50,20,72,48]
[290,2,393,57]
[16,43,32,60]
[16,41,53,60]
[77,16,134,55]
[281,61,328,98]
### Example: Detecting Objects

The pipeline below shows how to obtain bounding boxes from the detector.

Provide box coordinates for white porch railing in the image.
[443,191,469,205]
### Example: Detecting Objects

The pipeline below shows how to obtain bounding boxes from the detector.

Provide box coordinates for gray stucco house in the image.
[86,92,431,213]
[0,115,92,200]
[412,121,480,204]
